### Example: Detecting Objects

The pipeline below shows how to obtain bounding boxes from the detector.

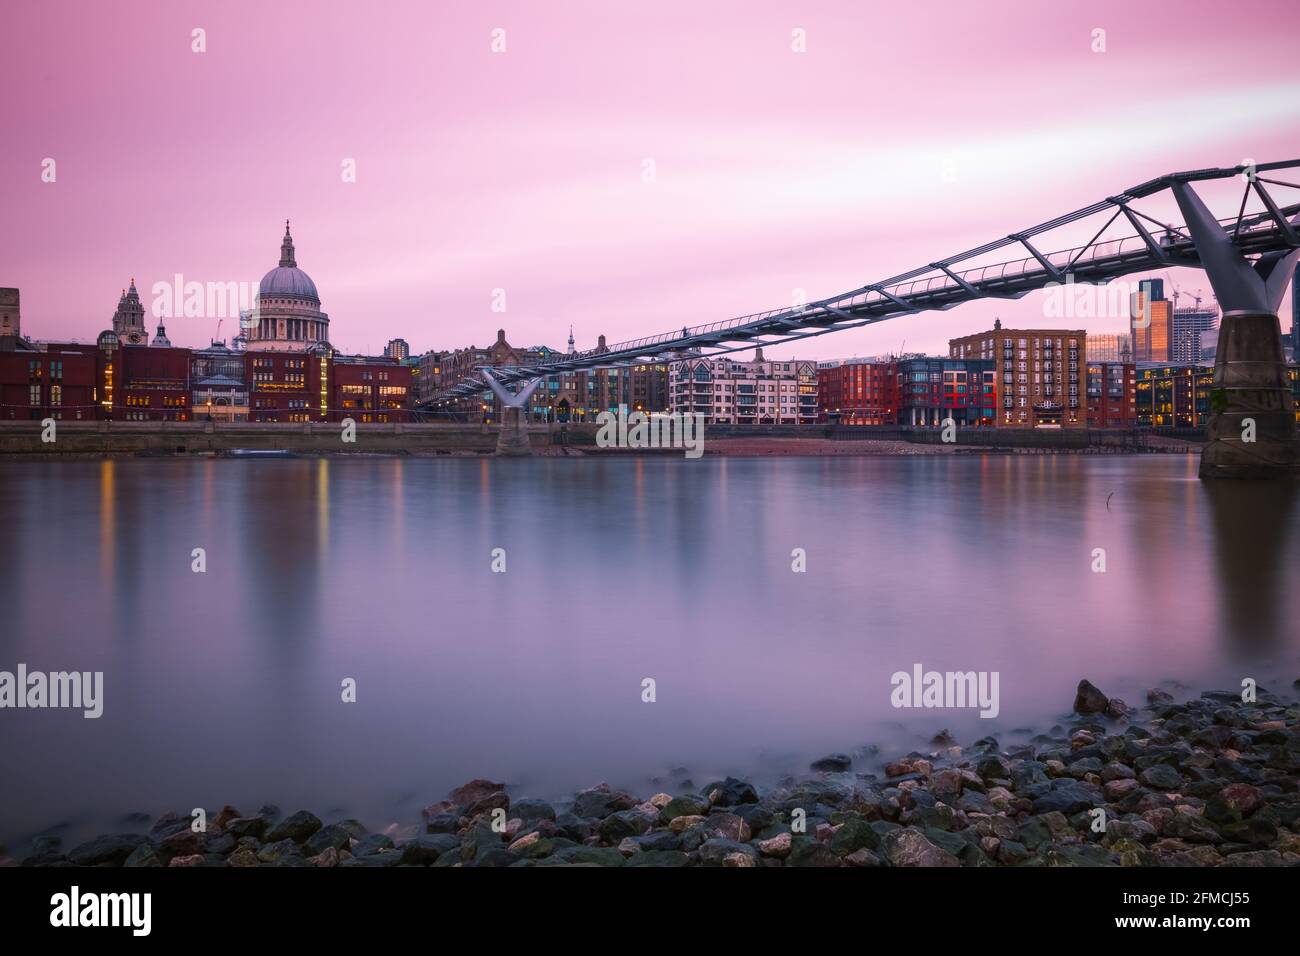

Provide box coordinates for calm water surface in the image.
[2,455,1298,845]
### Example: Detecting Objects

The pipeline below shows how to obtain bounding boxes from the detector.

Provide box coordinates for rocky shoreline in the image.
[6,679,1299,868]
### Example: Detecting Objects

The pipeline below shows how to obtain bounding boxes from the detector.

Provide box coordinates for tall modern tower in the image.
[1130,278,1173,363]
[1172,304,1219,364]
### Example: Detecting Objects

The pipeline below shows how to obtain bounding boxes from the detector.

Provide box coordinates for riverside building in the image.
[669,348,817,424]
[816,357,898,424]
[1085,361,1136,428]
[949,320,1086,427]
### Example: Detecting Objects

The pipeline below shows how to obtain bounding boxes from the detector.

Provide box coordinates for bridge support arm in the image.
[1172,180,1300,479]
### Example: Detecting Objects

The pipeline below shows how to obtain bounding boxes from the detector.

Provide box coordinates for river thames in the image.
[2,454,1298,845]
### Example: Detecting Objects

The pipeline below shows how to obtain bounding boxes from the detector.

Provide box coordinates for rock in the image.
[226,846,260,867]
[212,805,244,830]
[757,832,793,858]
[1031,780,1103,815]
[256,839,302,864]
[929,769,963,801]
[424,813,461,835]
[882,828,960,867]
[697,838,759,867]
[168,854,206,867]
[668,814,706,834]
[449,779,506,808]
[976,755,1011,780]
[1218,783,1263,817]
[310,847,344,867]
[225,816,267,840]
[1100,761,1136,782]
[734,804,776,834]
[554,846,625,866]
[1074,679,1110,715]
[1162,814,1223,844]
[511,798,556,823]
[700,813,750,843]
[774,837,837,868]
[572,783,639,819]
[465,792,510,818]
[265,810,322,844]
[158,828,204,859]
[123,845,162,868]
[400,834,460,865]
[598,810,652,844]
[997,839,1031,864]
[469,847,520,868]
[1215,816,1277,847]
[630,830,681,852]
[844,848,883,867]
[701,777,759,807]
[341,848,404,867]
[810,753,852,773]
[1016,816,1052,850]
[1013,762,1051,789]
[304,824,353,856]
[1104,778,1140,800]
[351,833,395,857]
[956,791,995,815]
[1138,765,1184,791]
[204,833,236,856]
[67,834,149,867]
[830,817,880,855]
[659,794,709,822]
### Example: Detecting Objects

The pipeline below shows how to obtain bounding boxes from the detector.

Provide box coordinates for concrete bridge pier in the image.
[480,368,543,457]
[1200,309,1297,479]
[1172,180,1300,479]
[496,404,531,456]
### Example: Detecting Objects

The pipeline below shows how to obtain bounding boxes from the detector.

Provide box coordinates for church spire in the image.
[279,220,296,268]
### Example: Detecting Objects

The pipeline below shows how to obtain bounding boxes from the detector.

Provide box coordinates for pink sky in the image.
[3,0,1298,357]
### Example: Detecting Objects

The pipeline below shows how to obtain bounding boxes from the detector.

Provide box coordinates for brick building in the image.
[817,358,898,424]
[949,320,1086,427]
[331,355,411,423]
[0,345,99,421]
[118,344,192,420]
[1085,361,1136,428]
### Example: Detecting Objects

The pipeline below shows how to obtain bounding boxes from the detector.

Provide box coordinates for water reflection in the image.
[1203,480,1297,654]
[1,455,1298,847]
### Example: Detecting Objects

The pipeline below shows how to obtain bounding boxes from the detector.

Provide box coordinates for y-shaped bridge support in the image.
[480,368,543,456]
[1174,181,1300,479]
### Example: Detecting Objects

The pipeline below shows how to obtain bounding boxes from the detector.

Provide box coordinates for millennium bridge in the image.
[419,160,1300,478]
